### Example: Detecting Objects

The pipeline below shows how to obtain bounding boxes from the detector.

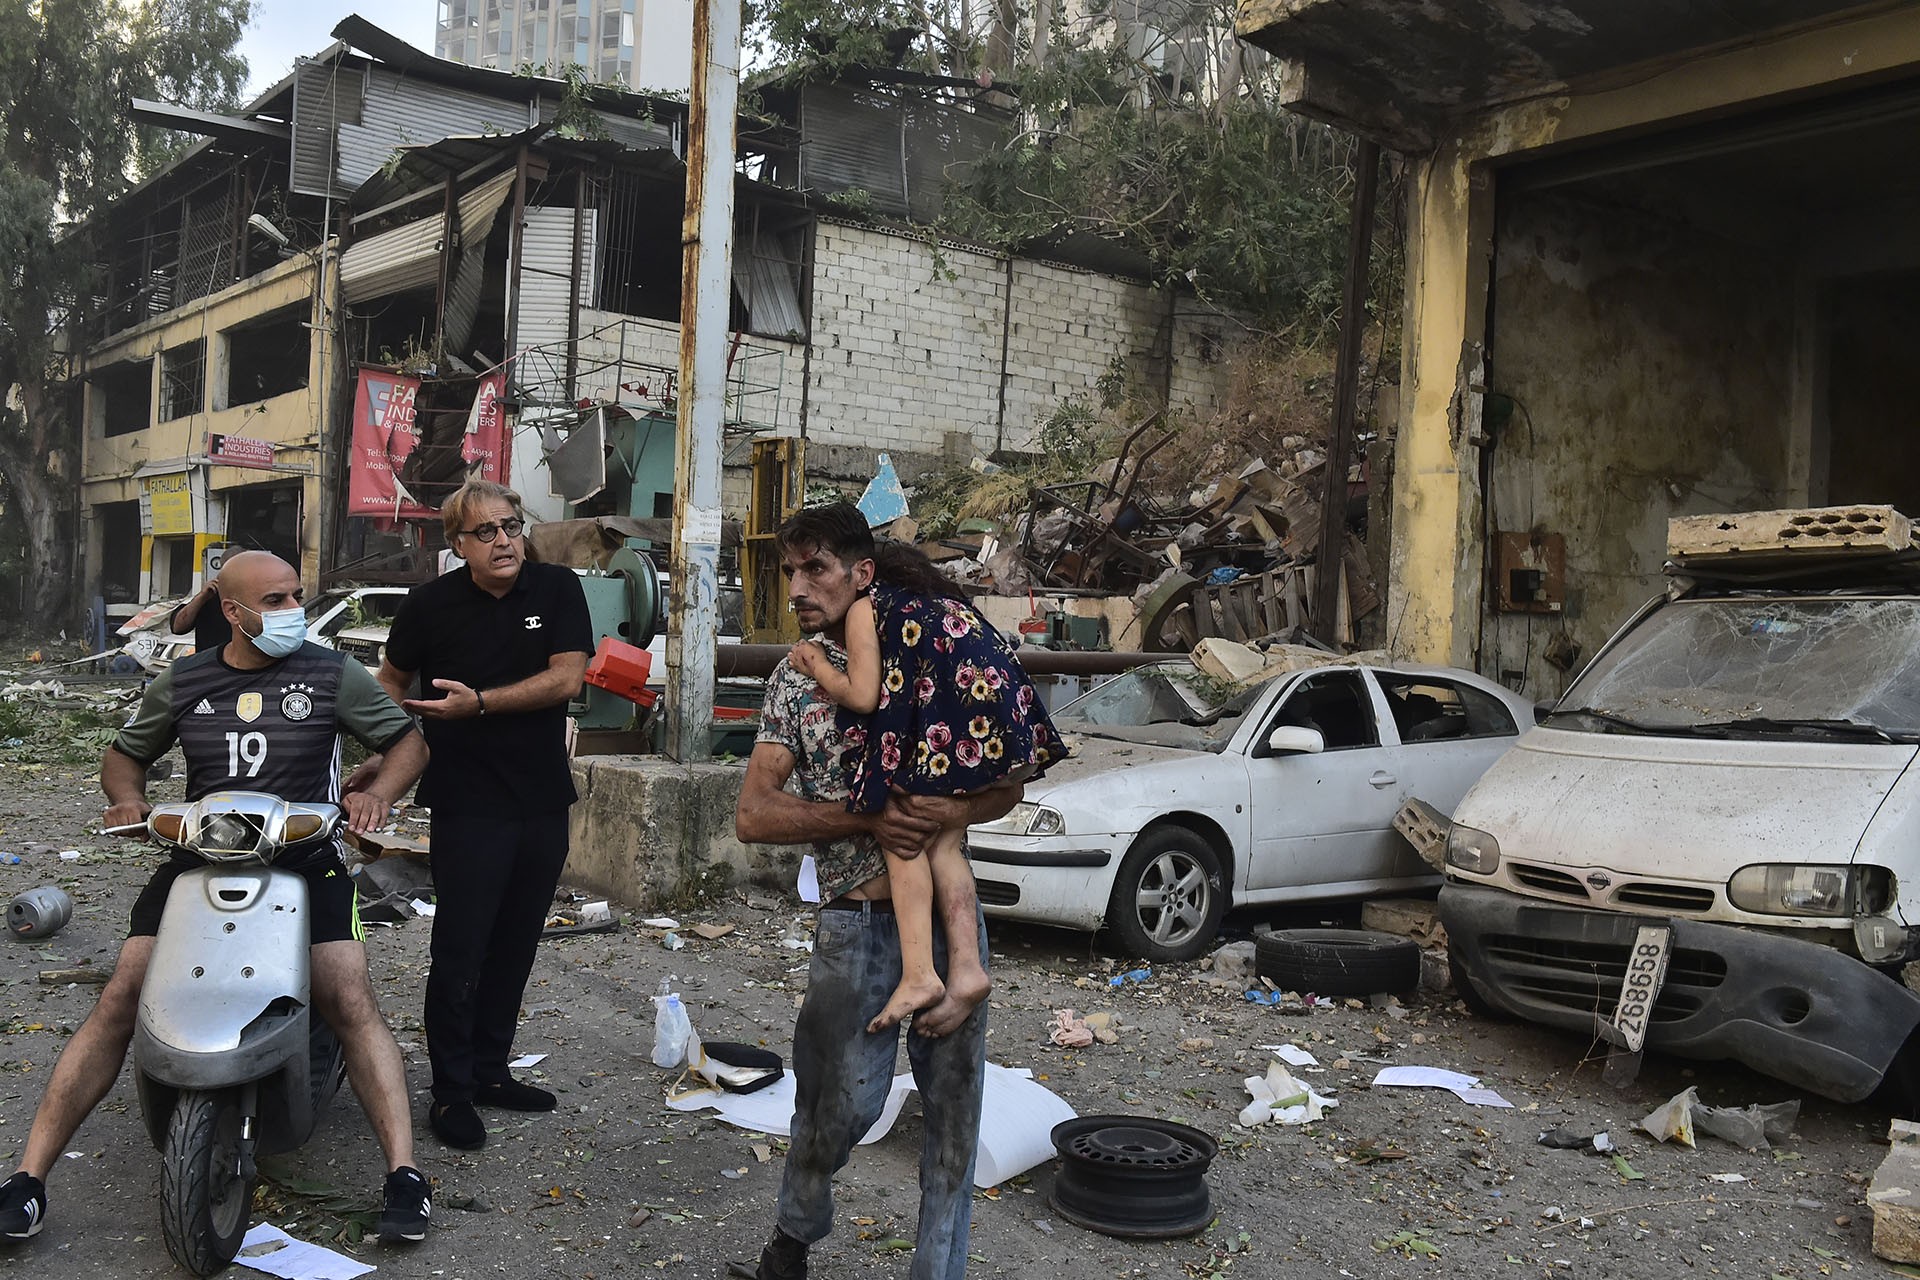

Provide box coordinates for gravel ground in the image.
[0,746,1902,1280]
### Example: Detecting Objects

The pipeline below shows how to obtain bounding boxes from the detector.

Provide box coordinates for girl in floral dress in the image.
[791,542,1068,1034]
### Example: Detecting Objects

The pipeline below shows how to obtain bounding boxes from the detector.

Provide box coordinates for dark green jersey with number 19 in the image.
[113,642,414,865]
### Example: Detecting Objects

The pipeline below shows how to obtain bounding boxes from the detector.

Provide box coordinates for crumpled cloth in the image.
[1048,1008,1094,1048]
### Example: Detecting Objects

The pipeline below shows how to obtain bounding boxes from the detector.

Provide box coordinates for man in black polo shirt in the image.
[376,480,592,1151]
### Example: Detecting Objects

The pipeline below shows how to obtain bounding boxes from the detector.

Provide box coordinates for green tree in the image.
[748,0,1394,341]
[0,0,249,626]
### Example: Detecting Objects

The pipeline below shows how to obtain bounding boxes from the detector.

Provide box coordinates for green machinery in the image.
[573,545,662,730]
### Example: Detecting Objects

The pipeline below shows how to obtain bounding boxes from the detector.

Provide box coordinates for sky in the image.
[238,1,437,99]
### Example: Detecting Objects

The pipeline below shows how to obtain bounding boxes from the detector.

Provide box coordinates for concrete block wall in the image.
[809,221,1233,461]
[806,225,1008,452]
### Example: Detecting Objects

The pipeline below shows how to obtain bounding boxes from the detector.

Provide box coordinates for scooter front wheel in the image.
[161,1088,255,1276]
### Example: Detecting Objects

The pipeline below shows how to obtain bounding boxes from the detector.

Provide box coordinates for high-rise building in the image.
[435,0,692,94]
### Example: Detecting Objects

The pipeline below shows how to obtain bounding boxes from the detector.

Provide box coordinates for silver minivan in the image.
[1443,551,1920,1101]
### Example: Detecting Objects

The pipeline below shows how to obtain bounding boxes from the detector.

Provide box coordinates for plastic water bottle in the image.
[652,981,692,1069]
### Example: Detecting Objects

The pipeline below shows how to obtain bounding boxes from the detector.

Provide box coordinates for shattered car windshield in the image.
[1054,662,1272,751]
[1550,596,1920,739]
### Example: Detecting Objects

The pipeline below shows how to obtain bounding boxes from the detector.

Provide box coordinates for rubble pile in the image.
[931,446,1379,651]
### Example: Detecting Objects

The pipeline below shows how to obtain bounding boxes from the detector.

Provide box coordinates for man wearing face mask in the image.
[0,551,437,1249]
[374,481,591,1150]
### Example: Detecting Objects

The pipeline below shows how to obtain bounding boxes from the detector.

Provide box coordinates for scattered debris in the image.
[1238,1060,1336,1126]
[1391,797,1451,871]
[1638,1086,1800,1149]
[1048,1009,1093,1048]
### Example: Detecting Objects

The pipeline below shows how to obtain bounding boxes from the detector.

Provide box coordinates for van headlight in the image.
[1727,864,1892,917]
[1445,824,1500,874]
[972,802,1066,837]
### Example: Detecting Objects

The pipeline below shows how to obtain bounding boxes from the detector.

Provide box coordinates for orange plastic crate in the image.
[583,637,659,708]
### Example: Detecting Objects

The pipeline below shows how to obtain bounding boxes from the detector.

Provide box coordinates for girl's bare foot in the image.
[868,974,946,1034]
[913,962,990,1038]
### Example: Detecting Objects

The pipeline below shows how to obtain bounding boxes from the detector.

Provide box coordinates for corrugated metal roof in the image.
[516,205,598,363]
[338,168,516,302]
[798,84,909,217]
[291,57,365,198]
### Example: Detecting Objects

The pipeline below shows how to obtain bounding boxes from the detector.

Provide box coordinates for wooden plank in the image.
[1669,505,1912,557]
[1260,571,1284,634]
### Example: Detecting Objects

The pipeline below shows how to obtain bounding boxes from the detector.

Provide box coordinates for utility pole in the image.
[665,0,740,762]
[1310,138,1380,648]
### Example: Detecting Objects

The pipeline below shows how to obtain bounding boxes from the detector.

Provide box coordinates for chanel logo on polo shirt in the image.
[524,616,543,630]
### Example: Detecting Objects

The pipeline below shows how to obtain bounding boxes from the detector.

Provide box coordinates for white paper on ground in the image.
[1259,1043,1320,1068]
[1371,1065,1511,1108]
[973,1063,1078,1185]
[232,1224,374,1280]
[667,1061,1074,1187]
[1372,1065,1482,1091]
[409,898,435,918]
[667,1071,913,1146]
[1452,1085,1513,1108]
[509,1053,548,1068]
[642,916,680,928]
[797,855,821,903]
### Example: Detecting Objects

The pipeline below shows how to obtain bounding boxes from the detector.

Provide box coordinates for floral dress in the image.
[841,583,1068,813]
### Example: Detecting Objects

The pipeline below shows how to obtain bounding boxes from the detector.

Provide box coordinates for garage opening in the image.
[224,481,302,567]
[98,501,141,603]
[1479,76,1920,696]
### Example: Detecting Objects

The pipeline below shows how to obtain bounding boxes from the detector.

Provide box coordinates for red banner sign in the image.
[347,369,508,518]
[207,432,275,470]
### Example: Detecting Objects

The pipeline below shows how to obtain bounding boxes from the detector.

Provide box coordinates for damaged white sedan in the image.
[968,659,1532,961]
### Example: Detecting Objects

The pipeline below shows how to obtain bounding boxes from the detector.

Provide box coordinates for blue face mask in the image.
[238,603,308,659]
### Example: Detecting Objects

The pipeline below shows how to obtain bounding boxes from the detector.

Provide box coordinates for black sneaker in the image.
[377,1166,431,1243]
[0,1173,46,1242]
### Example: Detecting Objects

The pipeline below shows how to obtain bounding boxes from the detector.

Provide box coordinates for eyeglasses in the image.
[457,517,525,543]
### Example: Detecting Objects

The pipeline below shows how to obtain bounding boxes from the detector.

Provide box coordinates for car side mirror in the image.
[1533,699,1555,725]
[1265,725,1325,755]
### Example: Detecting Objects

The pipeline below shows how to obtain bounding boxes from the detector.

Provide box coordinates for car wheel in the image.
[1254,928,1420,998]
[1105,827,1226,963]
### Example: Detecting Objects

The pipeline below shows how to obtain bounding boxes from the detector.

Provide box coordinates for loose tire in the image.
[1105,827,1226,963]
[1254,928,1420,998]
[161,1089,254,1277]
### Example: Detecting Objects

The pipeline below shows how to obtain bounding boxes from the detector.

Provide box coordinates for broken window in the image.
[1376,674,1516,742]
[222,308,310,408]
[95,359,153,438]
[1270,672,1378,750]
[161,341,205,422]
[1555,596,1920,737]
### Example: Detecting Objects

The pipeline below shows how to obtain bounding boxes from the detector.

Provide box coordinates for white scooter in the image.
[131,792,347,1275]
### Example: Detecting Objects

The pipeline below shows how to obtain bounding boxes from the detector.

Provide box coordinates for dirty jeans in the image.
[776,900,987,1280]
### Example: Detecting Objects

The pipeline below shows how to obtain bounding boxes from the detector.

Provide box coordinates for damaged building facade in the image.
[77,17,1232,612]
[1236,0,1920,696]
